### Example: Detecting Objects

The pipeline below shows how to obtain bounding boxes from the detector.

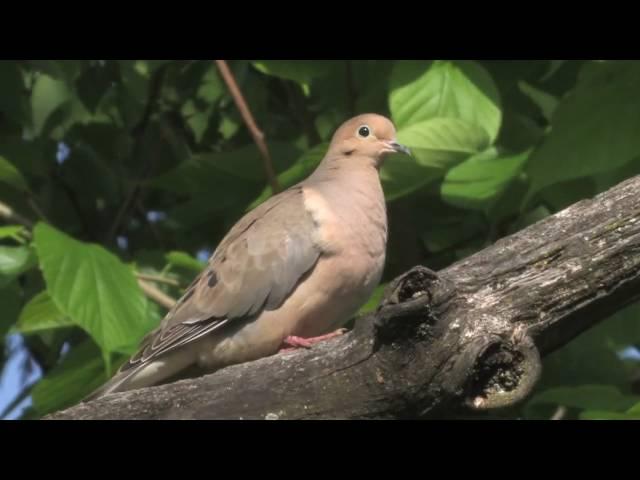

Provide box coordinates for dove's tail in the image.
[83,352,195,402]
[83,366,144,402]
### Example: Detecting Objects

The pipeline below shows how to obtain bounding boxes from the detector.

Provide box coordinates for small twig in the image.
[0,200,34,228]
[107,67,167,243]
[132,66,167,138]
[215,60,280,193]
[1,195,175,330]
[54,172,93,239]
[107,184,140,242]
[25,194,48,222]
[138,279,176,310]
[134,200,166,250]
[0,383,35,420]
[135,272,180,287]
[550,405,567,420]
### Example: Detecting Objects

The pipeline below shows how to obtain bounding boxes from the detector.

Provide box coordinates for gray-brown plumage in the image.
[86,113,410,400]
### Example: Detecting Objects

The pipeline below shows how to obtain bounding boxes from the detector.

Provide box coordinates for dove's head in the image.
[326,114,411,168]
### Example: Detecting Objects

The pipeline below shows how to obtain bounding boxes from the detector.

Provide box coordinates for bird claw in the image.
[279,328,348,353]
[281,336,314,350]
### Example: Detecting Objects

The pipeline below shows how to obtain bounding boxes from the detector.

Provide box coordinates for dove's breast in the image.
[195,173,388,370]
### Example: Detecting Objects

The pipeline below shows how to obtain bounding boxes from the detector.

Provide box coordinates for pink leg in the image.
[279,328,348,352]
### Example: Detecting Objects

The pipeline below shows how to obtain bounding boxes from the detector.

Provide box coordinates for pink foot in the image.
[278,328,348,353]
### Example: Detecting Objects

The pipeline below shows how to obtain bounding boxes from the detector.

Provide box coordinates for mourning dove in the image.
[86,113,410,400]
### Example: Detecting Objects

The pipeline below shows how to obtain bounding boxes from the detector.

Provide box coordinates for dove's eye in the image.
[357,125,370,138]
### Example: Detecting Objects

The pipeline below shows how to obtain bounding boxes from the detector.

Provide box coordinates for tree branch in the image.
[135,272,180,287]
[137,279,176,310]
[46,175,640,420]
[215,60,280,193]
[106,65,167,243]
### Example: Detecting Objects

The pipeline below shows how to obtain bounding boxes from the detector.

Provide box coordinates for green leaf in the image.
[533,310,633,392]
[28,60,83,85]
[33,222,152,353]
[166,251,206,272]
[353,61,395,114]
[14,291,74,334]
[182,100,213,144]
[628,402,640,414]
[527,61,640,196]
[219,115,240,139]
[75,63,117,113]
[541,60,567,81]
[380,154,442,201]
[397,118,491,167]
[523,302,640,418]
[0,61,29,125]
[538,179,597,215]
[40,100,74,139]
[31,340,113,417]
[167,191,256,230]
[359,284,386,314]
[527,385,640,414]
[422,216,485,253]
[30,73,73,137]
[0,225,28,242]
[592,155,640,194]
[587,302,640,350]
[0,281,22,338]
[179,65,224,143]
[118,60,149,103]
[389,60,502,142]
[518,81,558,123]
[379,118,491,201]
[147,60,171,71]
[579,409,640,420]
[149,142,300,195]
[196,65,224,103]
[0,155,29,191]
[252,61,333,91]
[248,142,328,210]
[0,245,37,288]
[0,136,48,177]
[441,148,530,210]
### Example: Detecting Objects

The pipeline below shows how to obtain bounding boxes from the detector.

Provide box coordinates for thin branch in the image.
[25,194,48,222]
[0,382,35,420]
[107,183,140,242]
[550,406,567,420]
[135,272,180,287]
[134,200,166,250]
[54,172,93,239]
[215,60,280,193]
[107,66,167,243]
[0,200,34,228]
[138,279,176,310]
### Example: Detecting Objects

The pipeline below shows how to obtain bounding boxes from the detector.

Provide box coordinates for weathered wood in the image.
[46,175,640,420]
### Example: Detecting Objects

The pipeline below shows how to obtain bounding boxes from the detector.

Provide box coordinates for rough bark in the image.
[46,175,640,420]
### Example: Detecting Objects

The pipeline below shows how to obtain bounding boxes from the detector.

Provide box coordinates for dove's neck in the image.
[307,155,382,193]
[304,155,387,235]
[309,153,380,182]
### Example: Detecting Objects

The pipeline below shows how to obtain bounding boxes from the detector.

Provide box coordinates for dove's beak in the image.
[386,140,411,156]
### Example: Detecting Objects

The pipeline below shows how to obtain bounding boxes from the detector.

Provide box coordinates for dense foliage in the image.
[0,60,639,419]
